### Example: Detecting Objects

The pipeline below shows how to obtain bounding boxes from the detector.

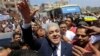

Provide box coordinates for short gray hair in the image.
[46,22,60,32]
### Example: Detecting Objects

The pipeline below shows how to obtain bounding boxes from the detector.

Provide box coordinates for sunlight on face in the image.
[47,26,61,45]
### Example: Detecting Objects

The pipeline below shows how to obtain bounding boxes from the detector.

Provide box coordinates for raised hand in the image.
[17,0,38,23]
[72,46,87,56]
[82,26,100,35]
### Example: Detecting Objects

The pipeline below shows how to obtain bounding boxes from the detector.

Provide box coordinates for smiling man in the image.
[73,27,90,48]
[22,22,72,56]
[18,0,72,56]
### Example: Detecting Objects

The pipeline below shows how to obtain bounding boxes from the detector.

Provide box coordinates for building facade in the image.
[0,0,21,12]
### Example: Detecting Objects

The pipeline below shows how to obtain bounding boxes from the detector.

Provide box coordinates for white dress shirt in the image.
[22,22,31,29]
[52,42,61,56]
[65,30,75,41]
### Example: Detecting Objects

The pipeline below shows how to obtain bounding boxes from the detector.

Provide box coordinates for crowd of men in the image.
[0,0,100,56]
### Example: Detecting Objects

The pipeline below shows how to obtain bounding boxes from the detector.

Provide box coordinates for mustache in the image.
[73,39,89,48]
[53,34,61,37]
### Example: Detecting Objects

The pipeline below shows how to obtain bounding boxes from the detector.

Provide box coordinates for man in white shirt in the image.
[59,22,75,43]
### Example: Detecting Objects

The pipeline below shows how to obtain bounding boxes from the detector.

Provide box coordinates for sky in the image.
[29,0,100,8]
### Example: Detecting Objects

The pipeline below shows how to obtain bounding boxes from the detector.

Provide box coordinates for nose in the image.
[53,32,58,37]
[78,35,82,39]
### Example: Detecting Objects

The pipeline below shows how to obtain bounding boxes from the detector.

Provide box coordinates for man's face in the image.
[75,28,89,47]
[47,26,61,45]
[37,28,46,37]
[59,23,67,34]
[14,35,21,42]
[65,18,72,27]
[31,23,39,32]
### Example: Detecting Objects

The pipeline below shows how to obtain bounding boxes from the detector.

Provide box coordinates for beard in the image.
[73,39,89,48]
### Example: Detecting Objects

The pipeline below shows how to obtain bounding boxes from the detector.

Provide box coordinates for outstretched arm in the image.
[17,0,40,50]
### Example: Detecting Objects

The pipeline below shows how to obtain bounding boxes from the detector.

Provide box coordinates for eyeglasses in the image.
[76,34,87,37]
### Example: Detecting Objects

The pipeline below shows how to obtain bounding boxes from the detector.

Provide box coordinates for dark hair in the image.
[58,21,66,26]
[9,50,38,56]
[76,27,90,35]
[10,42,21,50]
[20,42,29,49]
[66,16,74,22]
[78,21,89,27]
[13,33,21,39]
[0,42,21,50]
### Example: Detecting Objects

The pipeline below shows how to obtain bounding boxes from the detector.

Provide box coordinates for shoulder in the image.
[61,41,73,55]
[61,41,73,48]
[66,30,75,34]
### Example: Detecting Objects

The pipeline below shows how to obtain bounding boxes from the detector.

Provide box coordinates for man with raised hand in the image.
[17,0,72,56]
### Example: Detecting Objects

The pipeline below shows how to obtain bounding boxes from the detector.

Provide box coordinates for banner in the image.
[0,14,10,21]
[61,6,81,14]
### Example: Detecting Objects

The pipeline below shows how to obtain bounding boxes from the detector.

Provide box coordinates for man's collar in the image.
[51,42,61,50]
